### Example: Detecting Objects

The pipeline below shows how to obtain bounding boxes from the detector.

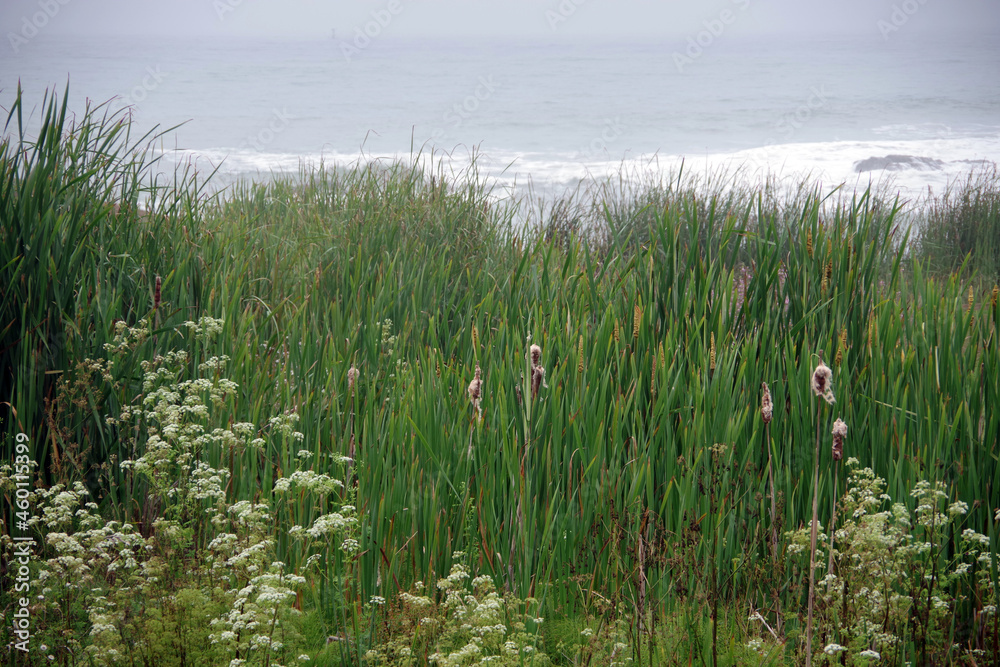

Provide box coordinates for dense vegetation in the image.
[2,88,998,666]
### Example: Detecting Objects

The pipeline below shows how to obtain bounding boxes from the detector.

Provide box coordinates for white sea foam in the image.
[158,128,1000,207]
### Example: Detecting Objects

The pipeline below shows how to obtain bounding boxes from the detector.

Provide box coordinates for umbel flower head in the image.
[831,419,847,461]
[811,362,835,405]
[760,382,773,424]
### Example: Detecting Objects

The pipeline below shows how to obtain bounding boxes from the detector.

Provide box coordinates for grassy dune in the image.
[2,88,999,666]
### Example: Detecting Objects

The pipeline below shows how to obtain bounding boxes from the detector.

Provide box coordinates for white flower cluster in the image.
[789,459,994,658]
[373,554,548,665]
[104,319,151,356]
[273,470,343,495]
[19,314,361,666]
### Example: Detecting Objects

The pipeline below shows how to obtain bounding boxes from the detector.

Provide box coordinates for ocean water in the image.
[2,33,998,201]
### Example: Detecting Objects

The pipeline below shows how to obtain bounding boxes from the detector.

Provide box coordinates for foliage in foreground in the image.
[1,87,999,666]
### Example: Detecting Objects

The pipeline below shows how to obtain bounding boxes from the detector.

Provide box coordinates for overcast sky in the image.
[1,0,998,40]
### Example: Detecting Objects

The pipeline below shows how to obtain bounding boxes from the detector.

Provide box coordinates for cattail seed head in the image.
[969,285,975,310]
[831,418,847,461]
[347,366,360,391]
[468,365,482,412]
[709,332,716,372]
[992,285,999,308]
[472,324,480,353]
[835,328,847,366]
[821,273,828,295]
[577,335,584,374]
[811,362,835,405]
[530,344,542,369]
[154,275,161,310]
[633,304,641,339]
[806,231,814,258]
[659,342,666,370]
[761,382,773,424]
[613,319,620,343]
[531,364,547,399]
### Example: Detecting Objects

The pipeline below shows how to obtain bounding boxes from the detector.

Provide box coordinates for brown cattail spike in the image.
[835,328,847,366]
[613,319,620,343]
[650,362,657,398]
[806,231,814,258]
[577,335,584,374]
[993,285,999,308]
[154,275,161,310]
[633,304,641,339]
[709,333,716,372]
[468,365,483,416]
[969,285,975,311]
[831,418,847,461]
[659,342,666,371]
[531,365,547,399]
[761,382,773,424]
